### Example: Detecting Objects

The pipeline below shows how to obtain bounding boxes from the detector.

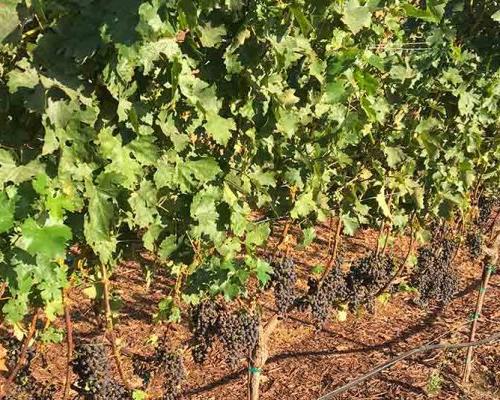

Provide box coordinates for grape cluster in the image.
[155,349,185,400]
[4,379,57,400]
[219,311,259,368]
[478,196,495,225]
[98,379,131,400]
[72,341,130,400]
[132,353,152,386]
[190,301,259,368]
[0,337,35,386]
[412,239,459,305]
[346,254,395,311]
[466,232,482,258]
[298,259,349,326]
[132,345,185,400]
[190,300,223,363]
[268,256,297,314]
[1,337,56,400]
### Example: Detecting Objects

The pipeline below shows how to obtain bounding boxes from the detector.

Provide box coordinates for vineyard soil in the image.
[12,220,500,400]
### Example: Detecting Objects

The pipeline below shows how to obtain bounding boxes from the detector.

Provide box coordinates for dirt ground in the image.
[4,219,500,400]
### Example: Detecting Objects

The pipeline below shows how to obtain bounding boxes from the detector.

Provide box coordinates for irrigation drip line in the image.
[317,332,500,400]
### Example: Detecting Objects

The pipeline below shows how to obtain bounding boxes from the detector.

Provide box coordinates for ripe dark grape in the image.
[23,379,57,400]
[466,232,482,258]
[478,196,494,225]
[132,345,185,399]
[346,254,394,312]
[72,340,131,399]
[4,385,31,400]
[1,337,56,400]
[268,256,297,314]
[190,300,222,363]
[299,258,349,326]
[97,379,130,400]
[219,310,259,368]
[4,379,57,400]
[154,348,185,400]
[0,336,35,386]
[412,239,459,305]
[132,353,152,385]
[72,341,109,395]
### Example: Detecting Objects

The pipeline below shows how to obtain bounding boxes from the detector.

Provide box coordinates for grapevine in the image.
[0,0,499,398]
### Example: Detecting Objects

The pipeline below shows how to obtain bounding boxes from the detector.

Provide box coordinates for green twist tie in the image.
[249,366,262,375]
[468,312,480,321]
[486,265,497,274]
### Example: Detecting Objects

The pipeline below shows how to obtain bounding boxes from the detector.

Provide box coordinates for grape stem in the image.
[376,220,415,296]
[100,263,131,390]
[62,289,74,400]
[0,282,6,300]
[0,310,39,399]
[276,222,291,250]
[375,190,394,257]
[323,218,342,279]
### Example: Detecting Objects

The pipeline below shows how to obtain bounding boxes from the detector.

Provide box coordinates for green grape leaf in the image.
[204,113,236,146]
[84,182,117,264]
[253,258,273,287]
[341,214,359,236]
[376,190,392,219]
[185,158,222,183]
[384,146,405,168]
[300,227,316,248]
[190,186,221,239]
[20,219,72,260]
[0,0,21,43]
[40,327,65,344]
[158,235,178,259]
[128,180,158,228]
[323,81,346,104]
[0,191,16,233]
[133,390,148,400]
[291,191,316,219]
[3,296,29,324]
[0,149,43,185]
[289,5,313,36]
[7,61,39,93]
[199,23,226,47]
[245,222,270,248]
[154,296,181,323]
[342,0,372,34]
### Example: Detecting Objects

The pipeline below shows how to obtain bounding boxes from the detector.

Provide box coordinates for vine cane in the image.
[100,264,130,390]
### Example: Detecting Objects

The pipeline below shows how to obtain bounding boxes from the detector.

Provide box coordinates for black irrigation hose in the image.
[317,332,500,400]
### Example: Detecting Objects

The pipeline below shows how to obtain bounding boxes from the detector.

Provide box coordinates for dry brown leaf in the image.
[0,343,8,372]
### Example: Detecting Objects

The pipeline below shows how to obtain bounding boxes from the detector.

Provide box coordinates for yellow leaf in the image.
[336,304,349,322]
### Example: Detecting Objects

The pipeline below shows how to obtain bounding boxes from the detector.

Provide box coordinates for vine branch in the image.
[100,264,130,390]
[63,289,74,400]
